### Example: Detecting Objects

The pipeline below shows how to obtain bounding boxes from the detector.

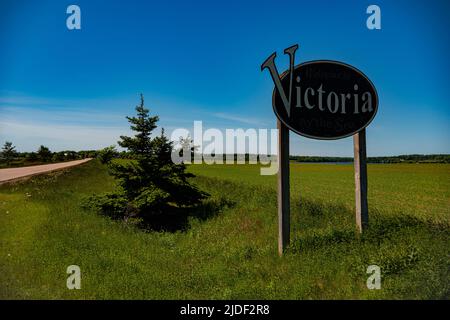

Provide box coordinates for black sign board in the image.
[272,60,378,140]
[262,45,377,255]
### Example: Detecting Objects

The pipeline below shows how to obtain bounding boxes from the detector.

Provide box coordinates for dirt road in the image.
[0,158,92,184]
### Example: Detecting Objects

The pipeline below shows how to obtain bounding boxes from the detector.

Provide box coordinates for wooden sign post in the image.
[277,119,290,255]
[262,44,378,255]
[353,128,369,232]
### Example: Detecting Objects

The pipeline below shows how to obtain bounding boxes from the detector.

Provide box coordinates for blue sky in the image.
[0,0,449,156]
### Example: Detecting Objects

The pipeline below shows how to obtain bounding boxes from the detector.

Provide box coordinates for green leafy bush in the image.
[97,145,118,164]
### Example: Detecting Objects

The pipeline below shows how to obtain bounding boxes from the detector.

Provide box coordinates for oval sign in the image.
[272,60,378,140]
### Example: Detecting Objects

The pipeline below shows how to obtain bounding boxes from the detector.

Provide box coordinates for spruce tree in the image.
[87,94,208,220]
[1,141,17,165]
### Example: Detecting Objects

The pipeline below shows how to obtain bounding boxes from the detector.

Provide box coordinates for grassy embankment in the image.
[0,160,448,299]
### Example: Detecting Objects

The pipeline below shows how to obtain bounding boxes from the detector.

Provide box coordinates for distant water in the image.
[295,161,353,165]
[294,161,395,165]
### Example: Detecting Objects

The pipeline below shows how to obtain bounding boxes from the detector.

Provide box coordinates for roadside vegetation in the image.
[0,141,96,169]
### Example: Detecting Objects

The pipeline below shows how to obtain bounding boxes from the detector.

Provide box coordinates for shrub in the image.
[98,145,118,164]
[37,145,52,162]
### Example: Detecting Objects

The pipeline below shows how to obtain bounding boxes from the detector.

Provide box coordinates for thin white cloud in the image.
[0,120,130,152]
[0,105,127,125]
[212,112,269,126]
[0,95,59,106]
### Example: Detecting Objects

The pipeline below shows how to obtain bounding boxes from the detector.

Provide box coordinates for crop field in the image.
[0,160,448,299]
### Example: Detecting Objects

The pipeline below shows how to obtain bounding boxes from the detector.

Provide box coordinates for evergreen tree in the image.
[177,134,198,163]
[1,141,17,165]
[86,94,208,220]
[37,145,52,162]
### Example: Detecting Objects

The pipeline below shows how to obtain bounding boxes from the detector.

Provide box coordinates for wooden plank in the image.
[353,128,369,232]
[277,119,290,255]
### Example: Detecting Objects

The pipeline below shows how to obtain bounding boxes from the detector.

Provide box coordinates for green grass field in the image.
[0,160,448,299]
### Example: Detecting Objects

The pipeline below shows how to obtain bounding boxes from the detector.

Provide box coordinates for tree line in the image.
[0,142,97,168]
[290,154,450,163]
[3,141,449,168]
